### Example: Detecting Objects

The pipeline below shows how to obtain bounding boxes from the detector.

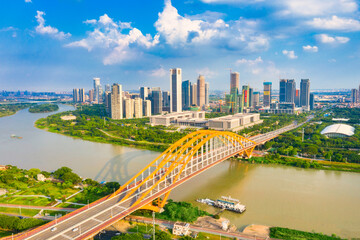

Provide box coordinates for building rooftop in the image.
[320,124,355,137]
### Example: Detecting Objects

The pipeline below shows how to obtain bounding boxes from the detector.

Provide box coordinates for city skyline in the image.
[1,0,360,91]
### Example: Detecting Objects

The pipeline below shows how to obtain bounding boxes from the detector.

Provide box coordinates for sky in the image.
[0,0,360,92]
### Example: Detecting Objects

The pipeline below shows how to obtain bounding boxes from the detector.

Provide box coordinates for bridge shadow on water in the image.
[94,151,147,184]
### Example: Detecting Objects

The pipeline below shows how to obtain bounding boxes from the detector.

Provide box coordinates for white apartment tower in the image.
[123,98,134,119]
[110,84,123,120]
[93,78,101,103]
[170,68,182,112]
[134,98,143,118]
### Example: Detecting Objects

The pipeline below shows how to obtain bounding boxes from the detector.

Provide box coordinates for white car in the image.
[51,227,57,232]
[72,227,79,232]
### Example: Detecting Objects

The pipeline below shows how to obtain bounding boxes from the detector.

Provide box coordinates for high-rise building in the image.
[143,100,152,117]
[93,78,101,103]
[73,89,79,102]
[182,80,191,110]
[300,79,310,110]
[162,91,170,111]
[140,87,150,100]
[105,91,111,115]
[79,88,85,103]
[310,93,314,110]
[263,82,272,107]
[197,75,206,108]
[279,79,287,102]
[253,92,260,107]
[295,89,300,107]
[123,98,134,119]
[134,98,143,118]
[242,85,250,108]
[230,72,240,95]
[89,89,94,102]
[286,79,296,103]
[190,83,197,106]
[205,82,209,105]
[151,87,162,115]
[105,84,111,92]
[170,68,182,112]
[351,88,359,103]
[110,84,123,120]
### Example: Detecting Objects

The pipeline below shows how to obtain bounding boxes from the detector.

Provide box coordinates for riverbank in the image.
[28,103,59,113]
[0,103,34,118]
[238,154,360,173]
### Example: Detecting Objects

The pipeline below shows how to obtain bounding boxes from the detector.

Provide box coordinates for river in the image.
[0,105,359,238]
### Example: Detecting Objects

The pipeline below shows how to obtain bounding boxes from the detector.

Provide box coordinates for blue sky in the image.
[0,0,359,92]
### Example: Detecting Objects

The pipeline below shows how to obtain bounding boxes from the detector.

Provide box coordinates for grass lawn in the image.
[16,182,79,199]
[0,207,39,217]
[0,196,51,206]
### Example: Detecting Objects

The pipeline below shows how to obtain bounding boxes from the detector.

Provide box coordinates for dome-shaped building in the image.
[320,124,355,138]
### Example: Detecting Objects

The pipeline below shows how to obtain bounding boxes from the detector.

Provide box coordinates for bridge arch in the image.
[112,130,256,211]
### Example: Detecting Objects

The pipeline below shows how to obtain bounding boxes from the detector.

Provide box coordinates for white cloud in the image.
[315,34,349,44]
[25,0,32,2]
[154,0,269,52]
[196,67,217,78]
[302,45,318,52]
[35,11,71,40]
[280,0,357,16]
[66,14,159,65]
[308,15,360,31]
[282,50,297,59]
[150,67,167,77]
[236,56,263,65]
[328,58,337,62]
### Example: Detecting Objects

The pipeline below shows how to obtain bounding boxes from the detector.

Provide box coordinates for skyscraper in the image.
[300,79,310,110]
[162,91,170,110]
[79,88,85,103]
[197,75,206,107]
[230,72,240,95]
[105,91,111,115]
[263,82,272,107]
[151,87,162,115]
[310,93,314,110]
[110,83,123,120]
[190,83,197,106]
[205,82,209,105]
[242,85,250,108]
[89,89,94,103]
[143,100,152,117]
[286,79,296,103]
[93,78,101,103]
[140,87,150,100]
[133,98,143,118]
[279,79,287,102]
[105,84,111,92]
[73,89,79,102]
[182,80,191,110]
[123,98,134,119]
[170,68,182,112]
[295,89,300,107]
[351,88,359,103]
[253,92,260,107]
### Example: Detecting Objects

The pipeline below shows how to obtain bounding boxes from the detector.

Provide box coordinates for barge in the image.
[197,196,246,213]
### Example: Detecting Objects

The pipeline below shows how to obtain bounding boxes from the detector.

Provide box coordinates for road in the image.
[0,203,76,212]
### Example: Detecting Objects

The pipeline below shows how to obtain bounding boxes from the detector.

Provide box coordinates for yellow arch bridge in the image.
[13,125,300,240]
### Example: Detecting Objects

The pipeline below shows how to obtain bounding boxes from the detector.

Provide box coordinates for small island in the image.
[29,103,59,113]
[0,103,35,118]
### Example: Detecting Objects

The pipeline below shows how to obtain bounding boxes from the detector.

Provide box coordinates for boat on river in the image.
[10,134,23,139]
[197,196,246,213]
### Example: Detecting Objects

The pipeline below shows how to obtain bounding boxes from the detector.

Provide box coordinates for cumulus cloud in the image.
[278,0,357,16]
[150,67,167,77]
[282,50,297,59]
[66,14,159,65]
[302,45,318,52]
[154,0,269,53]
[308,15,360,31]
[236,56,263,65]
[315,34,349,44]
[35,11,71,40]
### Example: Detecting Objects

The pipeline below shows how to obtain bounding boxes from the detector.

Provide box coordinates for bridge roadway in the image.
[14,120,306,240]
